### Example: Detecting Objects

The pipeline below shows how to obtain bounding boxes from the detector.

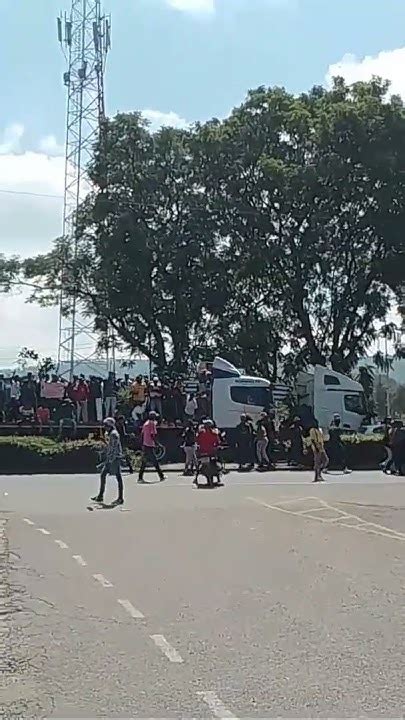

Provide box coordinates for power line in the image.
[0,187,62,200]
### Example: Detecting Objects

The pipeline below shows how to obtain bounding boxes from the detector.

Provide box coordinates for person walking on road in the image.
[138,411,166,483]
[309,420,329,483]
[92,417,124,505]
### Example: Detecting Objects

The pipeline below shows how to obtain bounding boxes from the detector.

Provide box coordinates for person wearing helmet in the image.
[196,419,221,455]
[92,417,124,505]
[195,418,222,486]
[138,411,166,483]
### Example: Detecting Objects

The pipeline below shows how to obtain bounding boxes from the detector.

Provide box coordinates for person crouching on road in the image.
[138,411,166,483]
[309,420,329,483]
[92,417,124,505]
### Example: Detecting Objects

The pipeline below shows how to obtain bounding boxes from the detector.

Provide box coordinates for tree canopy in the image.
[6,77,405,377]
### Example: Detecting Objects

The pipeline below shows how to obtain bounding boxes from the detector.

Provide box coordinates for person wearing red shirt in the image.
[36,405,51,428]
[195,420,222,487]
[196,420,221,457]
[68,376,90,423]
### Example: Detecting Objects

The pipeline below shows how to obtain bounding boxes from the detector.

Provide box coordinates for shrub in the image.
[0,436,104,474]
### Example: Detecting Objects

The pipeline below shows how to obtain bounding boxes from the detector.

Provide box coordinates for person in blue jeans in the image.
[92,417,124,505]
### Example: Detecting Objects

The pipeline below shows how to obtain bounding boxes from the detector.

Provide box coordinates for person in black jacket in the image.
[236,414,255,471]
[115,415,134,474]
[328,415,351,473]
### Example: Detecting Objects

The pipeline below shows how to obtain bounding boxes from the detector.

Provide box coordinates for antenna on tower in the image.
[56,1,112,379]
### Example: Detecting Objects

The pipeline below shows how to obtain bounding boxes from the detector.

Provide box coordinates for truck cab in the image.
[210,357,271,430]
[296,365,367,431]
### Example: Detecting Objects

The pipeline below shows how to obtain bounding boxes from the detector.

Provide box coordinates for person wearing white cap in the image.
[92,417,124,505]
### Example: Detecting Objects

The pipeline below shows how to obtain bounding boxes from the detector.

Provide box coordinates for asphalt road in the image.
[0,468,405,718]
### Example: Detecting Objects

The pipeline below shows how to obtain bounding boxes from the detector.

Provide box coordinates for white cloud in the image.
[0,123,25,154]
[38,134,65,157]
[164,0,293,14]
[0,138,64,363]
[0,109,188,362]
[166,0,214,13]
[326,47,405,100]
[142,108,189,130]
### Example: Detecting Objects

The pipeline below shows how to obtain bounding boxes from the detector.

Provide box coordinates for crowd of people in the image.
[93,410,364,504]
[0,370,212,433]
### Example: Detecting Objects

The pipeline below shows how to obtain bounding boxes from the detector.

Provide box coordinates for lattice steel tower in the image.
[57,1,111,378]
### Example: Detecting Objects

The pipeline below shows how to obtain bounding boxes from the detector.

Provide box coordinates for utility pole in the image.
[57,0,111,379]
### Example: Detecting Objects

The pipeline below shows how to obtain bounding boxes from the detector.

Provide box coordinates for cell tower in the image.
[57,0,111,379]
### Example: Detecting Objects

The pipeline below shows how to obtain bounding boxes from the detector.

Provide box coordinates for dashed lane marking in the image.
[248,496,405,543]
[23,518,35,526]
[93,573,113,588]
[197,691,239,719]
[117,598,144,619]
[37,528,50,535]
[54,539,69,549]
[72,554,87,567]
[150,634,184,663]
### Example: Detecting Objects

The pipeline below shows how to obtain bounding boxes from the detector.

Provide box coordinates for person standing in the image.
[88,376,103,422]
[182,420,197,475]
[115,414,134,474]
[92,417,124,505]
[256,418,270,470]
[138,411,166,483]
[328,414,351,473]
[77,376,90,423]
[288,417,304,467]
[309,420,329,482]
[236,415,255,470]
[185,392,198,421]
[104,372,117,418]
[173,379,185,421]
[149,377,163,416]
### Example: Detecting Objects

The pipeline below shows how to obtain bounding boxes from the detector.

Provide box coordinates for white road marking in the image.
[150,634,184,663]
[72,554,87,567]
[93,573,113,588]
[197,691,239,719]
[23,518,34,526]
[37,528,50,535]
[54,539,69,549]
[117,598,144,619]
[248,496,405,543]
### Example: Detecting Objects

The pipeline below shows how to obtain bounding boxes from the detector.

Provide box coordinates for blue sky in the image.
[1,0,405,141]
[1,0,404,360]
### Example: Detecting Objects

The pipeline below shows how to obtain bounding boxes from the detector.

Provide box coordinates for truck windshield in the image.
[344,393,366,415]
[230,386,271,408]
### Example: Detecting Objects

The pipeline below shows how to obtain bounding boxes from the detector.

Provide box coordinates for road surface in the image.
[0,468,404,718]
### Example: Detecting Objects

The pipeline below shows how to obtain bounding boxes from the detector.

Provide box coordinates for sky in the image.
[1,0,405,365]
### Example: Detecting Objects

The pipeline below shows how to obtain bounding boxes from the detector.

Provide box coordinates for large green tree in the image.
[24,114,226,371]
[8,78,405,377]
[193,77,405,374]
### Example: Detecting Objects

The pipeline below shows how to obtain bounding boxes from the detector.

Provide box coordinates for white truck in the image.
[208,357,366,433]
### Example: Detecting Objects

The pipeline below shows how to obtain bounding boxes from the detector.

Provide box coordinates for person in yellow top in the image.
[131,375,146,404]
[309,420,329,482]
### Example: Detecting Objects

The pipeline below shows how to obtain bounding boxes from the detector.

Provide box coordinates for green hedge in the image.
[0,436,104,474]
[0,434,389,474]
